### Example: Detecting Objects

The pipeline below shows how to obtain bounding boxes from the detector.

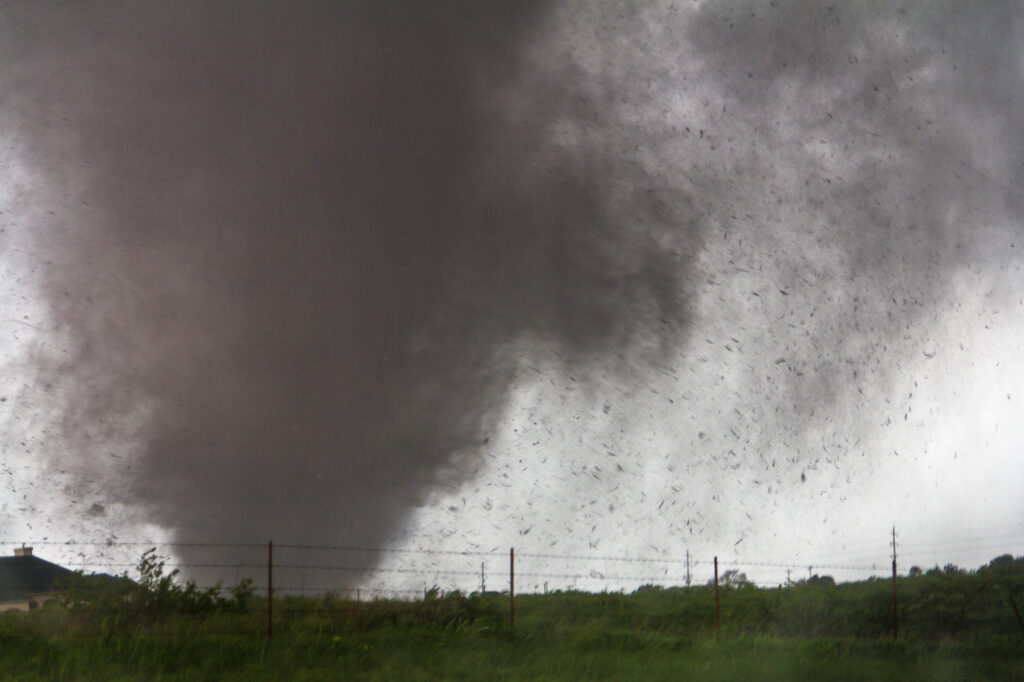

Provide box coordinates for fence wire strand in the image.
[4,537,1010,597]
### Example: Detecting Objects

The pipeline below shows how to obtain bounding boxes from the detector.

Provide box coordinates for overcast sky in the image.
[2,1,1023,592]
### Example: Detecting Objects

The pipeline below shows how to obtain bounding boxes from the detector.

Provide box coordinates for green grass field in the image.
[2,586,1023,681]
[4,631,1022,681]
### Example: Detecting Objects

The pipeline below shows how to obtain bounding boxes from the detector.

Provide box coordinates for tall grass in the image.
[4,554,1023,680]
[2,586,1022,681]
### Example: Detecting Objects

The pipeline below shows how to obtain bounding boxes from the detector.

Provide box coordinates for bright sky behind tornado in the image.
[1,1,1023,592]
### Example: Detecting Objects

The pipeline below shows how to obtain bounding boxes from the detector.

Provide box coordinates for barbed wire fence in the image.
[1,537,896,596]
[4,532,1022,640]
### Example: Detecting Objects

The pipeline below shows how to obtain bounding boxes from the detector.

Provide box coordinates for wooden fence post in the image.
[714,556,720,639]
[509,547,515,629]
[267,540,273,641]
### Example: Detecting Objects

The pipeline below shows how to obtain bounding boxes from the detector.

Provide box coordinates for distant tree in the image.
[979,555,1024,636]
[719,569,750,587]
[803,574,835,587]
[909,566,922,577]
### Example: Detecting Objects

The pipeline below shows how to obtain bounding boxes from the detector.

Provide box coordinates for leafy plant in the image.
[59,548,256,625]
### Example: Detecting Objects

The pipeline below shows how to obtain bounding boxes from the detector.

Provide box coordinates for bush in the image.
[59,548,256,625]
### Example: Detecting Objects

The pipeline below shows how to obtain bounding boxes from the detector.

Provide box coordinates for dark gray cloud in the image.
[1,1,698,583]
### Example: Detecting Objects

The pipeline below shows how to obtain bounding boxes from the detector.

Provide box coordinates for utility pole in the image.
[891,526,898,641]
[686,550,692,587]
[481,561,486,593]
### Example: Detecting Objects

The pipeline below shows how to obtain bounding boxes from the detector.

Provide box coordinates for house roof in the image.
[0,554,75,601]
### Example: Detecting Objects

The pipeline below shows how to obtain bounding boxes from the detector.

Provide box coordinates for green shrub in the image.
[58,548,256,629]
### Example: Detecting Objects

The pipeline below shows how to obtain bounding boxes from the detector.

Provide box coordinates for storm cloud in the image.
[2,2,700,582]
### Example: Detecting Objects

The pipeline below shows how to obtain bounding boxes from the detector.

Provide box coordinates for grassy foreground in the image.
[3,632,1022,681]
[2,590,1023,681]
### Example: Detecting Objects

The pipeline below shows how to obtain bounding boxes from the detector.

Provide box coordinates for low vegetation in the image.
[1,552,1023,680]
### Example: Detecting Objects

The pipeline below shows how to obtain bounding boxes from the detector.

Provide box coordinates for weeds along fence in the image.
[4,537,1024,640]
